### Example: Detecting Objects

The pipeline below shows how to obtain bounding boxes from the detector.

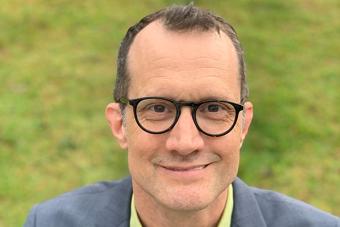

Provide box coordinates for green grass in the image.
[0,0,339,226]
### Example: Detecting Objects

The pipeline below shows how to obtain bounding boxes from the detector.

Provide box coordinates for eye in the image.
[199,102,226,113]
[152,104,166,113]
[207,104,220,112]
[138,98,175,114]
[198,101,234,116]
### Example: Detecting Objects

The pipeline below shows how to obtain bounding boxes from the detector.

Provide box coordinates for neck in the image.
[133,183,229,227]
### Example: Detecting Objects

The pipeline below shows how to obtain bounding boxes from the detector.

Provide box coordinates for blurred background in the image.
[0,0,339,226]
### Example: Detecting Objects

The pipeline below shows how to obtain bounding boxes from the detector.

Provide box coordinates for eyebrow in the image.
[140,95,237,103]
[198,96,235,102]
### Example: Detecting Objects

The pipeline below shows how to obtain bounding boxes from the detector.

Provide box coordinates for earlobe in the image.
[105,103,128,149]
[240,101,253,146]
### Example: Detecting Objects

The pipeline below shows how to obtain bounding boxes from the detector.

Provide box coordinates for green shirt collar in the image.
[218,184,234,227]
[130,184,234,227]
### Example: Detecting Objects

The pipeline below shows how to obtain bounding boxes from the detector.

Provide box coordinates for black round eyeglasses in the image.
[119,96,244,137]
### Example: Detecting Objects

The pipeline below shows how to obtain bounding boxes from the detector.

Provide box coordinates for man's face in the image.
[107,21,253,211]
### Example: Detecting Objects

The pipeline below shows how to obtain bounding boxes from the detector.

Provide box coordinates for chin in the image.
[155,184,225,212]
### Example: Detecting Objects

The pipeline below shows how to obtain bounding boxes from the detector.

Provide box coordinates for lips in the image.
[160,164,209,171]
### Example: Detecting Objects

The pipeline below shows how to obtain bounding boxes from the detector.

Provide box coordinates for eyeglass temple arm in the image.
[118,97,129,104]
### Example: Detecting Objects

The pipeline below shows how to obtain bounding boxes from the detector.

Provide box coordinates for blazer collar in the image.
[92,177,267,227]
[94,177,132,227]
[231,178,267,227]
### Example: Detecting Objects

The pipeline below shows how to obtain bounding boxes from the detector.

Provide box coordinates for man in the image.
[25,4,339,227]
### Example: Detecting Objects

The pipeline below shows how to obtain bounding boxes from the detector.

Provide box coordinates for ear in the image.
[105,103,128,149]
[240,101,253,148]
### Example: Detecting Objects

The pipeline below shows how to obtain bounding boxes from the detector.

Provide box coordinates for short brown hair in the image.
[114,4,248,104]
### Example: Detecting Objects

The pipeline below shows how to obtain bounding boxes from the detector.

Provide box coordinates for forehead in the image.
[127,21,240,101]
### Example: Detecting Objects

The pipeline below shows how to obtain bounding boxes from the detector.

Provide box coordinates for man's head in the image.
[106,4,253,215]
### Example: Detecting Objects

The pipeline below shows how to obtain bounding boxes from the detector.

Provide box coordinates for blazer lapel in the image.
[94,177,132,227]
[231,178,267,227]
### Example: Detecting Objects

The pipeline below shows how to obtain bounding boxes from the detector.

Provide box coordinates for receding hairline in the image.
[126,19,240,83]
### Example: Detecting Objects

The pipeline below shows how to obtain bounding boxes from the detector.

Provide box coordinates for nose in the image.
[165,107,204,155]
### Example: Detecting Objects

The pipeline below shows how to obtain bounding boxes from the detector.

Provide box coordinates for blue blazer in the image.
[24,177,339,227]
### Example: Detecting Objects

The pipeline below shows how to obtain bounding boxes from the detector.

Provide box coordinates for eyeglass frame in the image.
[118,96,244,137]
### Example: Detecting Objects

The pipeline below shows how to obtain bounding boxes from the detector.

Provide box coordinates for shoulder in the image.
[232,178,339,227]
[251,186,338,226]
[24,177,132,227]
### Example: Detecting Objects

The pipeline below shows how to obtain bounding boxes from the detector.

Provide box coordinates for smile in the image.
[160,164,209,171]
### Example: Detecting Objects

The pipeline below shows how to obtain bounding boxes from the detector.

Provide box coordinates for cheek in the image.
[126,132,168,181]
[207,132,241,166]
[126,121,167,161]
[214,139,240,181]
[208,122,242,151]
[214,140,240,163]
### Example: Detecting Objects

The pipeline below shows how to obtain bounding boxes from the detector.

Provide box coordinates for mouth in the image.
[160,164,210,172]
